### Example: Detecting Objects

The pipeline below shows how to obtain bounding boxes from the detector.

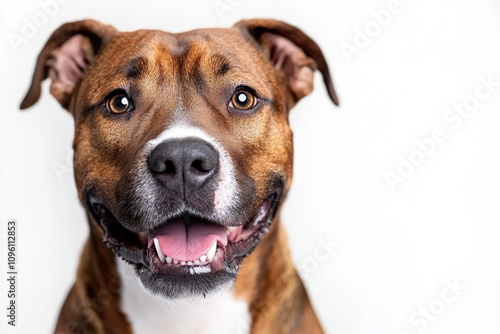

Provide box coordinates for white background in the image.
[1,0,500,333]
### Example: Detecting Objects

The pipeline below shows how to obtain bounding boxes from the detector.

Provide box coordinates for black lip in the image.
[88,195,148,266]
[87,185,283,297]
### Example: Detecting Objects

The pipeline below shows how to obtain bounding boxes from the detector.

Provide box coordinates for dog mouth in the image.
[88,187,281,296]
[147,200,273,269]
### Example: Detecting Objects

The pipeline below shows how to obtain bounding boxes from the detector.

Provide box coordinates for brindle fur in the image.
[21,19,338,334]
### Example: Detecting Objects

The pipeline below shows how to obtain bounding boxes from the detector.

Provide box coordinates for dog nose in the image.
[148,138,218,195]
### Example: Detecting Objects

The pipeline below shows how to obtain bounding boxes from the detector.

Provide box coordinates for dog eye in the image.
[106,93,133,114]
[229,89,257,111]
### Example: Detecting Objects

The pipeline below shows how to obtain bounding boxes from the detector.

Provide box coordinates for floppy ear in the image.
[20,19,116,110]
[235,19,339,106]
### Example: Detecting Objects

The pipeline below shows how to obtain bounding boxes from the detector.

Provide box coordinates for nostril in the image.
[165,160,176,175]
[191,159,210,174]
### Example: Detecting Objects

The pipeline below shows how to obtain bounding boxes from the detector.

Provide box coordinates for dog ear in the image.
[235,19,339,106]
[20,20,116,110]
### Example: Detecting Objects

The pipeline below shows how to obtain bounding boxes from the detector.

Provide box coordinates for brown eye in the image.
[107,93,132,114]
[229,89,257,111]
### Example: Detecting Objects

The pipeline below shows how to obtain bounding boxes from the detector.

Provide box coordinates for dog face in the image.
[21,19,337,298]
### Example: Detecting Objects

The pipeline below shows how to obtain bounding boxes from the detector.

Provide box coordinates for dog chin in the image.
[137,265,237,299]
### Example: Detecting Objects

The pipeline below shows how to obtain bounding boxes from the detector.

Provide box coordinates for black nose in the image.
[148,138,218,195]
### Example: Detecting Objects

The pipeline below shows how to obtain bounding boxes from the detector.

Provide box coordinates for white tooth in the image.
[173,259,179,264]
[153,238,165,262]
[165,256,172,264]
[187,261,193,265]
[200,255,207,262]
[194,260,200,265]
[181,261,186,265]
[226,229,230,236]
[206,242,217,262]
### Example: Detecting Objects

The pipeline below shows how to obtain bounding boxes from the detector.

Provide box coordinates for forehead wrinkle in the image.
[173,32,240,80]
[117,34,174,83]
[175,39,209,92]
[150,43,173,85]
[179,44,233,87]
[131,41,177,92]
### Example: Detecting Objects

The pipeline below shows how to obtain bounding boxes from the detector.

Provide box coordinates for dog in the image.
[21,18,338,334]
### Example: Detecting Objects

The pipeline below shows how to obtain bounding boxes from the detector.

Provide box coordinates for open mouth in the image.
[88,187,282,296]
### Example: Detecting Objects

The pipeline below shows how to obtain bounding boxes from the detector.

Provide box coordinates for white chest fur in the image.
[116,257,250,334]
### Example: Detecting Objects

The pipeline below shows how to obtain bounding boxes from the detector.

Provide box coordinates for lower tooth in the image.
[187,261,193,265]
[173,259,179,264]
[181,261,186,265]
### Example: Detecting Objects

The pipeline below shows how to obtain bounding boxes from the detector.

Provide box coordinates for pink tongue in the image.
[149,219,227,261]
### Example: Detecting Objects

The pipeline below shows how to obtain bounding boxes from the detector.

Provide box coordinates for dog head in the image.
[21,19,338,298]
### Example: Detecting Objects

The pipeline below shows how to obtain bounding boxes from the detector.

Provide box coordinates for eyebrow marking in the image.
[213,54,232,76]
[193,56,205,89]
[124,57,148,78]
